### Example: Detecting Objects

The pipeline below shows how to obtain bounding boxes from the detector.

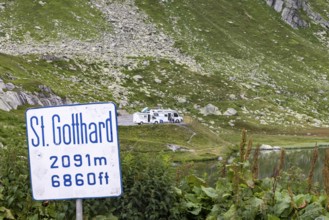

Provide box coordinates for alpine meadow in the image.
[2,0,329,219]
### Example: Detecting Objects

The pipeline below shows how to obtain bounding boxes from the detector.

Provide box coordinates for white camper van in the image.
[133,107,183,125]
[133,112,151,124]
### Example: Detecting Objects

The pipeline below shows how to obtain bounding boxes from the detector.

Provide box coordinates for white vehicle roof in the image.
[138,107,180,114]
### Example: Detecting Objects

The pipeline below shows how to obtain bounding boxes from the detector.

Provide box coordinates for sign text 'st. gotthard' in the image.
[29,112,114,147]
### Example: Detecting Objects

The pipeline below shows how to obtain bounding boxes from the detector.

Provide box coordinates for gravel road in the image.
[117,114,134,126]
[117,112,185,126]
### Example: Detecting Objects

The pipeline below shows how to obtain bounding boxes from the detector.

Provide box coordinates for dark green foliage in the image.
[1,111,329,219]
[177,138,329,220]
[105,153,182,220]
[178,163,329,219]
[2,0,329,218]
[70,153,184,219]
[0,109,75,219]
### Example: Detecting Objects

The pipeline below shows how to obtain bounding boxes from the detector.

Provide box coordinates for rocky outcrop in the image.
[223,108,238,116]
[197,104,222,116]
[0,0,203,73]
[0,0,205,110]
[0,79,71,111]
[266,0,308,28]
[265,0,329,29]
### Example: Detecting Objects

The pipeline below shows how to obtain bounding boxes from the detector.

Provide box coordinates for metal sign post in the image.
[76,199,83,220]
[25,102,122,219]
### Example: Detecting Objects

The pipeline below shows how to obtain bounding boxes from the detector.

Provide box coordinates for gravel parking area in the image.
[117,114,134,126]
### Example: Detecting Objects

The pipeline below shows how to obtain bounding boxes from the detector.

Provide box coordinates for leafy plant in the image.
[177,131,329,219]
[77,153,183,219]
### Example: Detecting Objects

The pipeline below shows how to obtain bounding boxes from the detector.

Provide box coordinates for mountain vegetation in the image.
[1,0,329,133]
[2,0,329,218]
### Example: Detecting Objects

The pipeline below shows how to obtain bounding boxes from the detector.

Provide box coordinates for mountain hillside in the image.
[1,0,329,135]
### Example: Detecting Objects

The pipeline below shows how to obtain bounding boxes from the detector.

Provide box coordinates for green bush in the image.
[3,125,329,219]
[176,135,329,220]
[98,153,182,220]
[73,153,184,219]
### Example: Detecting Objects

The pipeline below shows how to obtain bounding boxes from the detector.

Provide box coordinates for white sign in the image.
[26,102,122,200]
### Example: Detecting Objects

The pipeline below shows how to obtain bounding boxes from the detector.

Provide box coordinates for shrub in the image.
[83,153,183,219]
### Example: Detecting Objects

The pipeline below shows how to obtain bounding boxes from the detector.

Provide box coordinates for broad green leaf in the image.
[248,197,263,208]
[0,207,14,220]
[222,193,231,199]
[185,201,198,208]
[274,201,291,217]
[190,207,202,215]
[267,214,280,220]
[294,194,310,209]
[241,169,254,188]
[210,204,221,213]
[4,209,14,220]
[93,215,118,220]
[28,214,39,220]
[299,202,324,220]
[174,187,182,196]
[315,216,329,220]
[7,196,15,207]
[187,175,206,187]
[185,193,199,203]
[201,186,218,199]
[315,195,328,206]
[246,179,254,188]
[223,204,238,220]
[274,191,291,216]
[206,213,218,220]
[185,200,202,216]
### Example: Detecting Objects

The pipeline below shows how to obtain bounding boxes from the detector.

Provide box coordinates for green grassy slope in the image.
[0,53,114,101]
[1,0,329,159]
[130,0,329,129]
[2,0,329,130]
[0,107,226,162]
[1,107,327,165]
[0,0,110,41]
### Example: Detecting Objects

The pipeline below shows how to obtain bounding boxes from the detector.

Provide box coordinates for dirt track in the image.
[297,128,329,137]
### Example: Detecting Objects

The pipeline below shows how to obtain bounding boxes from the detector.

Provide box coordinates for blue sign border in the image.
[25,102,123,200]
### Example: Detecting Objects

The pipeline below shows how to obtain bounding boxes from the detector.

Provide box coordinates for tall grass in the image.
[251,144,260,180]
[307,144,319,193]
[322,149,329,194]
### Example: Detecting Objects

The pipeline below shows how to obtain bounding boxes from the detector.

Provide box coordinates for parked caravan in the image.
[133,112,151,124]
[133,107,183,124]
[150,109,183,123]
